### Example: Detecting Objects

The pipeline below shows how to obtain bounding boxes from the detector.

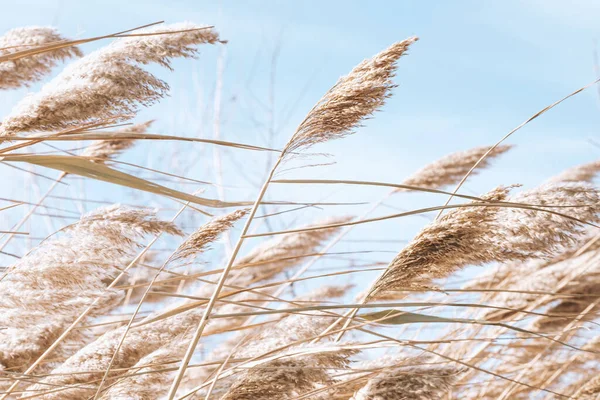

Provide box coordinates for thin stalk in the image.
[91,205,190,399]
[165,154,285,399]
[434,77,600,221]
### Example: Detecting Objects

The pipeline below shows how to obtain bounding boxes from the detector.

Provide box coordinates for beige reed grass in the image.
[0,26,81,89]
[349,356,461,400]
[23,210,245,399]
[0,205,181,377]
[4,19,600,400]
[369,183,600,299]
[400,144,513,190]
[164,36,419,399]
[0,23,219,136]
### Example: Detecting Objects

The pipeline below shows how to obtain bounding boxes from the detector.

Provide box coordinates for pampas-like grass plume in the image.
[23,210,246,399]
[0,26,81,89]
[206,285,353,399]
[81,121,153,161]
[0,205,181,375]
[532,277,600,331]
[285,37,417,152]
[401,144,512,189]
[548,159,600,184]
[73,204,183,240]
[0,23,219,135]
[101,285,351,400]
[172,209,249,262]
[370,183,600,299]
[234,216,352,282]
[464,174,600,292]
[571,373,600,399]
[495,183,600,259]
[369,186,511,298]
[350,358,460,400]
[221,346,355,400]
[482,243,600,323]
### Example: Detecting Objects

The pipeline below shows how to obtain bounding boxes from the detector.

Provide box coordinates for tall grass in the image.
[0,21,598,400]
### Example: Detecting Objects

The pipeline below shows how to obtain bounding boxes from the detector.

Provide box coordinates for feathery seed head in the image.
[0,205,181,375]
[0,23,219,135]
[81,120,153,161]
[369,186,512,298]
[234,216,352,283]
[286,37,417,153]
[401,144,513,190]
[548,160,600,184]
[370,183,600,300]
[172,209,249,262]
[222,346,355,400]
[496,182,600,259]
[72,204,183,240]
[0,26,81,89]
[351,362,460,400]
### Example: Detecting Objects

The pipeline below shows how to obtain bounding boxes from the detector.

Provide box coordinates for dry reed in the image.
[350,359,460,400]
[0,26,81,89]
[2,17,600,400]
[0,205,181,375]
[401,144,512,190]
[0,23,219,135]
[370,183,600,299]
[285,37,417,153]
[23,210,244,399]
[81,121,154,162]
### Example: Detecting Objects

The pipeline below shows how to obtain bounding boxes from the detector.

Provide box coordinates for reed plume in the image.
[572,375,600,399]
[0,26,81,89]
[23,210,246,399]
[370,183,600,299]
[221,346,355,400]
[172,209,249,262]
[462,258,543,291]
[369,186,511,298]
[102,284,351,399]
[81,121,153,162]
[483,246,600,322]
[285,37,417,153]
[234,216,352,282]
[465,228,600,292]
[0,23,219,135]
[0,205,181,375]
[207,285,353,398]
[117,209,249,304]
[401,144,512,190]
[465,172,600,291]
[123,214,345,309]
[350,358,460,400]
[98,335,191,400]
[548,159,600,184]
[495,183,600,259]
[532,279,600,331]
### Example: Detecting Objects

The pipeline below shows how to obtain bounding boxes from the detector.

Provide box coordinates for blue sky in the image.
[2,0,599,181]
[2,1,600,278]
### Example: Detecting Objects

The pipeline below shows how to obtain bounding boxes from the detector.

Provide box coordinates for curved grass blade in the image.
[0,155,245,208]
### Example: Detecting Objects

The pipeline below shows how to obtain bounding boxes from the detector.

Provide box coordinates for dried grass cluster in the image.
[0,26,82,89]
[0,20,598,400]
